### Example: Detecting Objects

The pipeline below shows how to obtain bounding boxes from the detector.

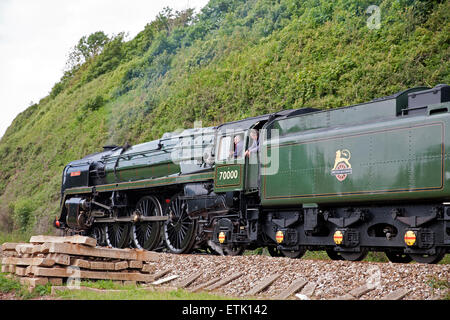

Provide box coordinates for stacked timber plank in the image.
[1,235,161,291]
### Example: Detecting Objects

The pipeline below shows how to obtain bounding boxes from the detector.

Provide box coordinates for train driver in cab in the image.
[245,129,259,157]
[232,134,244,158]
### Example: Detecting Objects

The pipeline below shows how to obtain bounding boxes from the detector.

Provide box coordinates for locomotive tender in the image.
[55,84,450,263]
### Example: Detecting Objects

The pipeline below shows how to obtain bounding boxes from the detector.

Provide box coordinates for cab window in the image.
[217,136,232,161]
[217,134,245,161]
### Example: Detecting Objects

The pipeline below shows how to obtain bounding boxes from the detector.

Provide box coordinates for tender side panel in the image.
[262,116,448,206]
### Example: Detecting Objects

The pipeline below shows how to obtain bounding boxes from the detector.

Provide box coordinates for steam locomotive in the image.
[55,84,450,263]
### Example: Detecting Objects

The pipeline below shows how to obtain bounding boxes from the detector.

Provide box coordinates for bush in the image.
[11,199,35,232]
[83,95,105,112]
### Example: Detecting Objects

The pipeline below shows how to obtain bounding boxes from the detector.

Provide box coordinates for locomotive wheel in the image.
[89,224,106,246]
[105,223,130,248]
[281,247,306,259]
[385,250,412,263]
[163,194,197,254]
[409,247,446,264]
[339,248,368,261]
[326,248,344,261]
[131,196,163,251]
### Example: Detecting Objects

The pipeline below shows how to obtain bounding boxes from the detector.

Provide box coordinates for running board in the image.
[94,216,169,223]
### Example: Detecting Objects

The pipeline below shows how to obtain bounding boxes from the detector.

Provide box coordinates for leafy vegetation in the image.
[0,271,52,299]
[0,271,233,300]
[55,283,237,300]
[0,0,448,239]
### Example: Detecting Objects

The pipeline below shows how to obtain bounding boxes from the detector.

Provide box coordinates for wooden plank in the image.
[1,250,18,257]
[20,277,48,287]
[176,271,203,288]
[295,293,310,300]
[71,258,91,269]
[136,250,160,262]
[15,244,36,255]
[1,243,21,251]
[47,253,71,266]
[205,272,243,291]
[2,256,33,266]
[300,282,316,297]
[8,265,16,273]
[2,256,55,267]
[32,258,56,267]
[349,284,375,298]
[330,293,356,300]
[49,278,63,286]
[32,266,156,282]
[44,242,159,261]
[153,269,171,280]
[246,274,280,296]
[30,235,97,247]
[15,267,27,276]
[115,261,129,271]
[128,260,143,269]
[152,275,179,285]
[90,261,116,271]
[141,263,153,273]
[380,288,409,300]
[25,266,33,276]
[274,278,308,300]
[189,278,221,293]
[12,244,48,255]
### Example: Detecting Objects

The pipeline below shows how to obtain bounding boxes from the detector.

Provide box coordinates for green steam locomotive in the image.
[55,84,450,263]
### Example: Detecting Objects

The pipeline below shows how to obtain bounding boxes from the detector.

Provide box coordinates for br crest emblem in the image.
[331,149,352,181]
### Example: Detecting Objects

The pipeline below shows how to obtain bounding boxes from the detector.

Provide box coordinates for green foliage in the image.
[83,95,106,112]
[0,0,448,238]
[427,276,450,300]
[0,272,51,299]
[56,286,239,300]
[0,273,22,293]
[83,33,126,83]
[68,31,110,68]
[76,95,107,122]
[11,199,35,233]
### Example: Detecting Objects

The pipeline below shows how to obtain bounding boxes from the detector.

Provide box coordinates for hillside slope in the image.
[0,0,448,234]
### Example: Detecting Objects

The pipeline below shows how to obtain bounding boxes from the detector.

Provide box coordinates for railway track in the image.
[142,252,449,300]
[1,236,448,300]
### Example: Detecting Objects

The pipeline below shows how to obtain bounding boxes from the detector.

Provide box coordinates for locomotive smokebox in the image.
[65,197,91,230]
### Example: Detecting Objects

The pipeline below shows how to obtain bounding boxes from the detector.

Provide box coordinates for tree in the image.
[65,31,110,71]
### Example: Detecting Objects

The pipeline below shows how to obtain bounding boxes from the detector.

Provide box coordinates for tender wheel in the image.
[105,223,130,248]
[409,247,446,264]
[163,194,197,254]
[326,248,344,261]
[281,247,306,259]
[131,196,163,251]
[385,250,412,263]
[340,248,368,261]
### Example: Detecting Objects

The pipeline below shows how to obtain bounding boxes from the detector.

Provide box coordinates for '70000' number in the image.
[219,169,239,180]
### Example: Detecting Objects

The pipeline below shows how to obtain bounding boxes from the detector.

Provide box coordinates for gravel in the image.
[145,253,449,300]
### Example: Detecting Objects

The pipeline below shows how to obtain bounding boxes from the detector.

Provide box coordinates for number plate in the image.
[215,164,242,188]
